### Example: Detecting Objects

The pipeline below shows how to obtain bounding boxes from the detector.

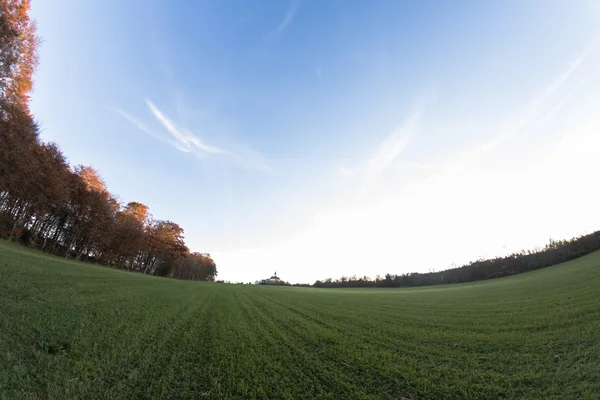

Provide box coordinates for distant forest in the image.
[0,1,216,282]
[314,231,600,288]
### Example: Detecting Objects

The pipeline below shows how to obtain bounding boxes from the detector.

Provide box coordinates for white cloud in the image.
[114,100,273,172]
[347,100,425,202]
[338,166,354,177]
[145,99,231,156]
[109,108,167,144]
[480,46,591,152]
[265,0,298,41]
[367,104,422,176]
[315,67,323,79]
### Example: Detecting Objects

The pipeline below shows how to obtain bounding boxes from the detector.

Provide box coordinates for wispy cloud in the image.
[145,99,231,156]
[266,0,298,41]
[367,104,424,177]
[113,100,273,171]
[109,107,169,145]
[315,67,323,79]
[339,47,591,201]
[341,100,425,202]
[338,166,354,177]
[481,46,592,151]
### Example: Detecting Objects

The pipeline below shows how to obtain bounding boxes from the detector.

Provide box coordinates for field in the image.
[1,241,599,399]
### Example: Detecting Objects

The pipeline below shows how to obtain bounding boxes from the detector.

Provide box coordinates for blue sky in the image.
[31,1,600,283]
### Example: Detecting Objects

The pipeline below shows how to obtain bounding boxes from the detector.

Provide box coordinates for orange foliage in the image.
[0,0,39,113]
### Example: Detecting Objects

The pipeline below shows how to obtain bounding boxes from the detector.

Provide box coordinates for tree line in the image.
[0,1,216,281]
[314,231,600,288]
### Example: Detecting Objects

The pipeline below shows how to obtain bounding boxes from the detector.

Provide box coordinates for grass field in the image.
[1,240,599,399]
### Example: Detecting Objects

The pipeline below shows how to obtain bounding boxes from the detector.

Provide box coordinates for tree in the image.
[0,0,39,114]
[0,3,215,280]
[100,202,148,268]
[141,220,188,276]
[176,252,217,282]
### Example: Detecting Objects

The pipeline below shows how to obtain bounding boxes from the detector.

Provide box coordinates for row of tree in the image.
[0,1,216,281]
[314,231,600,288]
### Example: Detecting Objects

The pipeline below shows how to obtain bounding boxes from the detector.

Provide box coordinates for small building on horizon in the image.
[258,271,285,285]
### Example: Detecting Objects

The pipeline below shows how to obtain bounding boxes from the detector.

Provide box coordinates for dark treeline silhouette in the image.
[315,231,600,288]
[0,1,216,281]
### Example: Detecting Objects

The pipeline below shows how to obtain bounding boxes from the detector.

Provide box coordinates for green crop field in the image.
[1,240,599,400]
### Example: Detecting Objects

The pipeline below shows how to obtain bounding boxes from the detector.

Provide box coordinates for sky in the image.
[30,0,600,283]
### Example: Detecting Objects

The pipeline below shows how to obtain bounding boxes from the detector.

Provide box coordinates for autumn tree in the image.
[176,252,217,282]
[0,0,39,114]
[0,0,39,237]
[0,106,40,237]
[135,220,188,276]
[0,3,216,281]
[101,202,149,268]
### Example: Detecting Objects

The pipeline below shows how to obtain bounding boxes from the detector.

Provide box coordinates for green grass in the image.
[1,240,599,399]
